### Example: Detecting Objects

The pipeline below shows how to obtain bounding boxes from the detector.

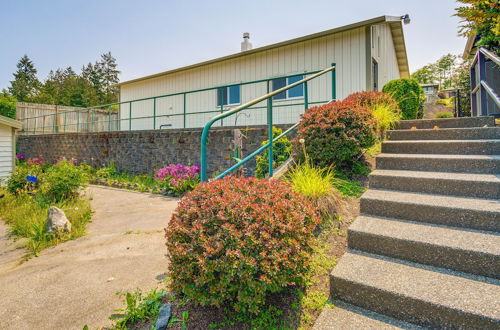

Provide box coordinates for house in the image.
[0,115,23,182]
[115,15,410,130]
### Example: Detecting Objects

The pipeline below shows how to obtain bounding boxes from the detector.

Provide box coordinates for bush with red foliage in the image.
[343,90,399,111]
[297,100,377,169]
[165,176,320,314]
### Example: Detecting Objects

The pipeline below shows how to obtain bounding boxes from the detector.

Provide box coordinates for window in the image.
[217,85,241,106]
[272,75,304,100]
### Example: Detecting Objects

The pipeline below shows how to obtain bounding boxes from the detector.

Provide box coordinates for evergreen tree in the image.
[8,55,40,102]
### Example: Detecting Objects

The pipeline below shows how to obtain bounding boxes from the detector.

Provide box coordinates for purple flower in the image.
[16,153,25,160]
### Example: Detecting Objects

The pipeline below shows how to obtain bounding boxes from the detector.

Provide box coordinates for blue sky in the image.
[0,0,466,90]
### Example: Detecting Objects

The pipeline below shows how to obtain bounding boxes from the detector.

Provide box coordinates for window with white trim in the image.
[217,85,241,106]
[272,75,304,100]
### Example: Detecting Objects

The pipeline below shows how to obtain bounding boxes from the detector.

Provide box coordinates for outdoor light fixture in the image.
[401,14,411,25]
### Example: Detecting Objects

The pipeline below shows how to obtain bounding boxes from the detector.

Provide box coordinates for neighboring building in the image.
[0,115,22,182]
[420,83,439,102]
[115,15,410,130]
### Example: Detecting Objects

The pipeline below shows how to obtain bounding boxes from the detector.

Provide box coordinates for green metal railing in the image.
[21,68,336,135]
[200,64,337,181]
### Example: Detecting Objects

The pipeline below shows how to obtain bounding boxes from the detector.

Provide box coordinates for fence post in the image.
[183,93,187,128]
[63,111,67,133]
[267,97,273,177]
[153,97,156,130]
[304,81,309,110]
[129,101,132,131]
[331,62,337,100]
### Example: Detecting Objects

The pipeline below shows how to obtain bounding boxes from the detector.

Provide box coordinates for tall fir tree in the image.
[9,55,40,102]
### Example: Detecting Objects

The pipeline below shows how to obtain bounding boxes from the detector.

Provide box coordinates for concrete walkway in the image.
[0,185,179,330]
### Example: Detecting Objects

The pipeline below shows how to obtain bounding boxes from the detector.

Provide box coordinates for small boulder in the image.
[46,206,72,234]
[155,303,172,330]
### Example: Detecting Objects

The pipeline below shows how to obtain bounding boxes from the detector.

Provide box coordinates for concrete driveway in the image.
[0,185,179,330]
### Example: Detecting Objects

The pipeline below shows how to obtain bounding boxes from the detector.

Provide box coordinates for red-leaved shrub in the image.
[165,176,320,313]
[297,100,377,169]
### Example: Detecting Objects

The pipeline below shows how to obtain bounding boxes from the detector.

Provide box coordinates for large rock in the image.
[46,206,72,234]
[155,304,172,330]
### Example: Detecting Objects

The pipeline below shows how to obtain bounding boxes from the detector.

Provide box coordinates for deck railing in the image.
[470,47,500,117]
[20,69,335,135]
[200,64,337,181]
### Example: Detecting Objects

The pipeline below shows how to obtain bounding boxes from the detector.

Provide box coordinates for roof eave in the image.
[0,115,23,129]
[115,15,409,86]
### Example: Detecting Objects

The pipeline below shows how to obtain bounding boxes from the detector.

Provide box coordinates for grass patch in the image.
[0,190,92,258]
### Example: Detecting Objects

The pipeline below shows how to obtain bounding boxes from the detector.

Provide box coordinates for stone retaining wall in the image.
[17,126,291,177]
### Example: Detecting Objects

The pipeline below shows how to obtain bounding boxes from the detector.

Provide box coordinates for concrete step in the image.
[387,127,500,140]
[360,189,500,232]
[396,116,495,129]
[313,301,423,329]
[369,169,500,198]
[330,251,500,329]
[349,215,500,278]
[375,153,500,174]
[381,139,500,155]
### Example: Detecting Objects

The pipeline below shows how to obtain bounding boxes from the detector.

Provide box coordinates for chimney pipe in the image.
[241,32,252,52]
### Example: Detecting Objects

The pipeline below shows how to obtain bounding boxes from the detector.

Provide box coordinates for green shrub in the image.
[435,97,454,108]
[255,126,292,178]
[7,163,42,195]
[165,177,320,314]
[297,100,377,171]
[40,160,88,202]
[434,111,454,118]
[286,159,343,220]
[0,93,16,119]
[112,288,168,329]
[382,78,425,120]
[96,165,118,179]
[344,91,401,137]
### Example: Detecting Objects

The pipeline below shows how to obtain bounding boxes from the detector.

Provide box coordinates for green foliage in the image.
[0,190,92,258]
[0,91,17,119]
[112,288,167,329]
[382,78,425,120]
[8,55,40,102]
[169,311,190,329]
[455,0,499,54]
[7,163,42,195]
[96,165,118,179]
[165,177,320,314]
[344,91,401,138]
[255,126,292,178]
[40,160,88,202]
[286,161,333,200]
[436,97,455,108]
[297,100,377,172]
[7,52,120,108]
[434,111,454,118]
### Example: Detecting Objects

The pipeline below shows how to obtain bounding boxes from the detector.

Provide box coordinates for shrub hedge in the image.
[165,176,320,314]
[255,126,292,178]
[297,100,377,170]
[382,78,425,120]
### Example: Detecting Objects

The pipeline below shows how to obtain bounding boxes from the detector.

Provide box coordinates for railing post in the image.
[129,101,132,131]
[267,97,273,177]
[153,97,157,130]
[220,103,224,127]
[183,93,187,128]
[478,51,488,116]
[108,107,112,131]
[304,81,309,110]
[331,62,337,100]
[200,127,209,182]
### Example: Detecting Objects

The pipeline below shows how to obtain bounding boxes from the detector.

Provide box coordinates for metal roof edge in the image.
[114,15,397,87]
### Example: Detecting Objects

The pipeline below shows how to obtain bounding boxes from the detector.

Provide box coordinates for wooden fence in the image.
[16,102,120,134]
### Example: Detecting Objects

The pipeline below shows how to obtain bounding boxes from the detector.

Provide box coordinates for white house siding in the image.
[119,27,368,130]
[0,124,14,183]
[371,24,400,89]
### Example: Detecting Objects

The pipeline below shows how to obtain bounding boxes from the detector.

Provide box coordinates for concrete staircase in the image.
[314,117,500,329]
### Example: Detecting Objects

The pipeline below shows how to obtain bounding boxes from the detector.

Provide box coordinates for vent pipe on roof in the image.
[241,32,252,52]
